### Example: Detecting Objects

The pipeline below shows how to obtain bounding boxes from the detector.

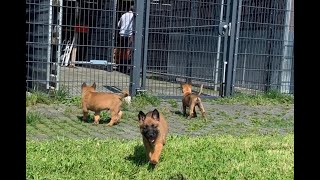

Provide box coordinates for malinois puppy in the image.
[81,82,129,126]
[138,109,168,165]
[181,83,206,119]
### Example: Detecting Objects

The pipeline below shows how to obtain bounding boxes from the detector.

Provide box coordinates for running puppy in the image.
[138,109,168,165]
[81,82,129,126]
[181,83,206,119]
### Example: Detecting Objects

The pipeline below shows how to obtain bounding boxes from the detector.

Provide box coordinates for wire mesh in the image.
[26,0,294,97]
[233,0,294,95]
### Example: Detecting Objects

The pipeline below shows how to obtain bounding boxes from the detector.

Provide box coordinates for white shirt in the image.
[118,11,134,37]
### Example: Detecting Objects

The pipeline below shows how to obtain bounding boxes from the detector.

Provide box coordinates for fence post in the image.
[47,0,53,90]
[231,0,243,96]
[130,0,145,96]
[56,0,63,91]
[224,0,239,97]
[141,0,151,90]
[280,0,294,94]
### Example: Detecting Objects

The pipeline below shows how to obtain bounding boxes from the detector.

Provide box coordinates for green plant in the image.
[213,90,294,106]
[60,96,82,107]
[121,100,130,111]
[26,87,82,107]
[53,86,70,101]
[100,111,110,121]
[131,93,161,109]
[167,99,178,108]
[26,91,51,106]
[26,111,43,125]
[26,93,38,106]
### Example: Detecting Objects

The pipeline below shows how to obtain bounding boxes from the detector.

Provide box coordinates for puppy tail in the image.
[198,84,203,96]
[119,90,130,99]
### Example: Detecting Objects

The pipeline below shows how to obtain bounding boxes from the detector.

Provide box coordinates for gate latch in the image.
[219,22,231,36]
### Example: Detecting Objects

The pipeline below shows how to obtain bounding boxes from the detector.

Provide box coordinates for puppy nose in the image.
[148,132,155,137]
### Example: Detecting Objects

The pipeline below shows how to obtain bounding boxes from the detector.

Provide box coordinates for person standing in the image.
[116,5,134,73]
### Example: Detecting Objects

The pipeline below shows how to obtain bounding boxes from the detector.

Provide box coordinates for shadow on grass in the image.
[76,115,111,124]
[168,173,188,180]
[125,145,156,171]
[173,111,185,117]
[125,145,148,166]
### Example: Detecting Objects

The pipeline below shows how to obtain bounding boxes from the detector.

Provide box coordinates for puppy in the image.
[181,83,206,119]
[81,82,129,126]
[138,109,168,165]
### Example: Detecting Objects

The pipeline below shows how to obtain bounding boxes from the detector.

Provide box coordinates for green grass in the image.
[247,114,294,128]
[185,117,208,131]
[26,111,44,125]
[212,90,294,106]
[26,89,294,179]
[131,93,161,110]
[26,87,81,107]
[26,91,51,106]
[167,99,178,108]
[27,134,293,180]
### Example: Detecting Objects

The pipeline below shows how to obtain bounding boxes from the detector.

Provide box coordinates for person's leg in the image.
[118,36,128,73]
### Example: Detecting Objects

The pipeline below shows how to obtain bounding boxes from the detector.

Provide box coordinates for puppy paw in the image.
[106,123,113,127]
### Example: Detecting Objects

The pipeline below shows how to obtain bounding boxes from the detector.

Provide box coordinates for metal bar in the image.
[141,0,151,89]
[231,0,243,96]
[214,0,225,91]
[280,0,293,93]
[56,0,63,91]
[220,0,231,97]
[241,48,247,86]
[224,0,239,97]
[111,0,117,63]
[130,0,145,96]
[46,0,53,90]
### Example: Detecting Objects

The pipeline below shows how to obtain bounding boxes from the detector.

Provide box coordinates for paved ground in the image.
[59,66,220,97]
[26,99,294,141]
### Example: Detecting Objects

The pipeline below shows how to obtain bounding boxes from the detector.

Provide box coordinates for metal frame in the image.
[26,0,294,97]
[141,0,151,90]
[130,0,144,96]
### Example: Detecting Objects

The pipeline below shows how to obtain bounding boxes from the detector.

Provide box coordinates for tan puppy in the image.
[138,109,168,165]
[81,82,129,126]
[181,83,206,119]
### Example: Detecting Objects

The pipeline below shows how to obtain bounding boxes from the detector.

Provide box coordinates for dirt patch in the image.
[26,100,294,140]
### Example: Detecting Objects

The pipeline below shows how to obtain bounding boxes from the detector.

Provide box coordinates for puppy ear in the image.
[92,82,96,89]
[138,111,146,121]
[81,82,87,88]
[152,109,160,121]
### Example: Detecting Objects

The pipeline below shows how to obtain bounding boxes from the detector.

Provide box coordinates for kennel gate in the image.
[26,0,294,97]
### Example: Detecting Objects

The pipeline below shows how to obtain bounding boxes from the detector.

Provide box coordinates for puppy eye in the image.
[144,125,148,129]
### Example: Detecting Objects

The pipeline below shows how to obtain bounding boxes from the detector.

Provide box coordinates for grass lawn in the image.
[27,134,293,180]
[26,89,294,179]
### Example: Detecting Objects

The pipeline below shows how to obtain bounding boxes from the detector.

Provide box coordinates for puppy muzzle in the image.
[142,129,158,144]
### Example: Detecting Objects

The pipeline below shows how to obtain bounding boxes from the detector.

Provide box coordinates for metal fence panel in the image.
[26,0,294,97]
[144,0,229,98]
[26,0,136,96]
[232,0,294,94]
[26,0,53,91]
